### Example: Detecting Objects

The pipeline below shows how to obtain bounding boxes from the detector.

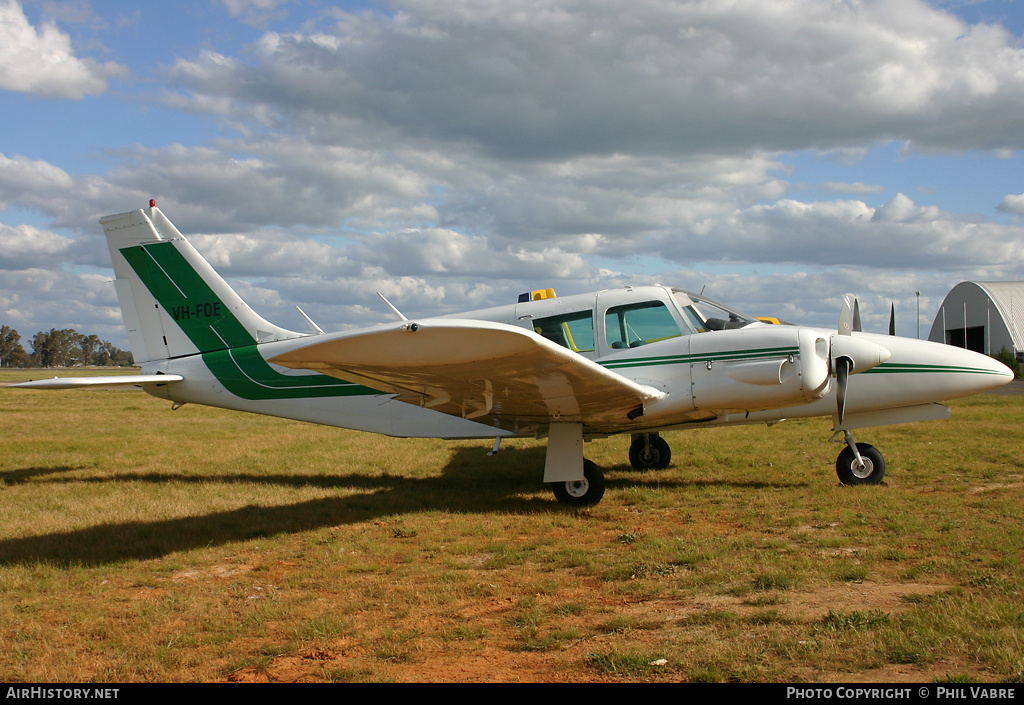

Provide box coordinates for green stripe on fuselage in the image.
[203,346,379,400]
[603,352,1002,378]
[862,362,1007,376]
[601,345,799,370]
[122,242,379,400]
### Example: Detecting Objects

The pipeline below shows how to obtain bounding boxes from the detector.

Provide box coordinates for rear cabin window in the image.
[605,301,683,349]
[533,311,595,353]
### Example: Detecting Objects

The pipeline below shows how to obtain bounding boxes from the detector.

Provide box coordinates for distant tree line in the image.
[0,325,133,368]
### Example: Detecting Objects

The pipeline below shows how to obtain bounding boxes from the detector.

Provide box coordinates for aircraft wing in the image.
[9,375,183,390]
[267,318,663,430]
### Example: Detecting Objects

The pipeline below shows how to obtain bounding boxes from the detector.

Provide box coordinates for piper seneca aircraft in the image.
[13,203,1014,506]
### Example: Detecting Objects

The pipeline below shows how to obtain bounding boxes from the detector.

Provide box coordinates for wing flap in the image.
[267,318,662,428]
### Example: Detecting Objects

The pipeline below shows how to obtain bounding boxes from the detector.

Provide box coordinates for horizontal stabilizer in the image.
[9,375,184,390]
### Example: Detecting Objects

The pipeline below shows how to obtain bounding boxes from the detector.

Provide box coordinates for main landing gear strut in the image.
[544,423,607,507]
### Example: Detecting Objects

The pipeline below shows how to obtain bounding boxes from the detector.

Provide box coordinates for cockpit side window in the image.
[680,305,708,333]
[605,301,684,349]
[533,310,595,353]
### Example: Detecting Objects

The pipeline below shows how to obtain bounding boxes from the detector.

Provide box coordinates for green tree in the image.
[31,328,84,368]
[100,340,133,367]
[0,325,26,367]
[992,347,1021,380]
[11,325,132,368]
[79,334,101,365]
[7,348,32,368]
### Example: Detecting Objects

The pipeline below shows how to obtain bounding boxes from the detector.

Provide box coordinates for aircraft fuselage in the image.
[139,284,1011,440]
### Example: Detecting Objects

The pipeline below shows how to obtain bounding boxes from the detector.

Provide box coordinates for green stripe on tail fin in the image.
[103,206,378,400]
[120,242,257,352]
[103,206,300,362]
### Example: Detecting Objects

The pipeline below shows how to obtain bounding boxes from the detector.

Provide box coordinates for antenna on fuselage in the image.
[377,292,409,321]
[295,306,325,335]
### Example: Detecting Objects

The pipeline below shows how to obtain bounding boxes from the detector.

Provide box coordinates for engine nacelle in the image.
[830,334,891,374]
[689,326,834,412]
[640,327,892,419]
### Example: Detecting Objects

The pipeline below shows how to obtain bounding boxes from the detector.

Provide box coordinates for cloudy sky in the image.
[3,0,1024,348]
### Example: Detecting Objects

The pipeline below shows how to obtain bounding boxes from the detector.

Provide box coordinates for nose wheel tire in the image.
[628,434,671,470]
[552,460,606,506]
[836,443,885,485]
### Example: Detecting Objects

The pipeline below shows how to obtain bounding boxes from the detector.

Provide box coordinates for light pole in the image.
[916,291,921,339]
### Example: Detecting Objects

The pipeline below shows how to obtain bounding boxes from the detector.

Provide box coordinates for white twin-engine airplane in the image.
[14,204,1014,506]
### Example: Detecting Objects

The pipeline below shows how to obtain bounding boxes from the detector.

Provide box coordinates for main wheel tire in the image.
[628,435,671,470]
[836,443,886,485]
[552,460,606,506]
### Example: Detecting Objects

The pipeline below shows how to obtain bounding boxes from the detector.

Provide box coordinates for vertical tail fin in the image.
[102,205,300,363]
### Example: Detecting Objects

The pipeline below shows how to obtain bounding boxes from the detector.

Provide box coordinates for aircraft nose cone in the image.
[867,337,1016,406]
[983,354,1016,386]
[946,345,1015,396]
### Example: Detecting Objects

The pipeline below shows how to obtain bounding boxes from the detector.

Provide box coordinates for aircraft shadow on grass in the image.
[0,445,804,567]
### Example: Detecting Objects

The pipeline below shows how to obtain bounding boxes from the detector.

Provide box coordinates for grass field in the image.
[1,368,1023,682]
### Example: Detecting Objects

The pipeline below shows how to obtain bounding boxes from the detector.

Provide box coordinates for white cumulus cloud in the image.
[997,193,1024,216]
[0,0,126,99]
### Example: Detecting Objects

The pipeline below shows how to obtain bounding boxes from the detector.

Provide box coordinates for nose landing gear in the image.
[832,430,886,485]
[628,433,671,471]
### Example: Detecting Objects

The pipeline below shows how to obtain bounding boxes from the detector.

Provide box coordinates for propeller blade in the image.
[852,299,862,333]
[835,356,851,425]
[889,303,895,336]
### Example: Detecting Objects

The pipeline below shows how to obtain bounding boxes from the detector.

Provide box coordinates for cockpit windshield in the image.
[672,290,758,332]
